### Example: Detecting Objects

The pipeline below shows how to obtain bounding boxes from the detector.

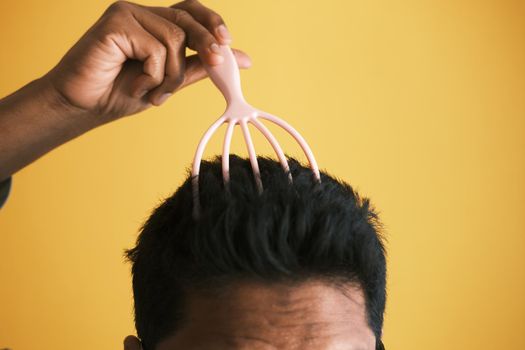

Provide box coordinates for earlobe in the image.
[123,335,142,350]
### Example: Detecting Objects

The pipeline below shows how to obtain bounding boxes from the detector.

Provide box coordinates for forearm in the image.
[0,77,97,181]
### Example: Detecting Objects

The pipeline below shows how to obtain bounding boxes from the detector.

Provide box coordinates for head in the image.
[124,155,387,350]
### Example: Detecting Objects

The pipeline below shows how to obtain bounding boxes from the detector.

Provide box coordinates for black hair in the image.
[125,154,387,349]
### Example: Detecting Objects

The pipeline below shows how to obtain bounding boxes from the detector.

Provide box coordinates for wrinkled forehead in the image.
[156,280,376,350]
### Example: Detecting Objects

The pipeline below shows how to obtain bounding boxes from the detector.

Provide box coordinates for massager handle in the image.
[202,45,246,107]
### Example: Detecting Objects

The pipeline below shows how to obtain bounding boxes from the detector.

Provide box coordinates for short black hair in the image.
[125,155,387,349]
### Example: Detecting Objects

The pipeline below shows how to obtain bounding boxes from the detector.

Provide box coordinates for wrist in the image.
[0,76,100,179]
[33,75,102,132]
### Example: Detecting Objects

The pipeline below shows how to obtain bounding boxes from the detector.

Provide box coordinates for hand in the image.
[45,0,251,123]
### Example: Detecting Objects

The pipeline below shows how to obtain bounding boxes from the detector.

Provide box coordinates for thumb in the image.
[179,48,252,91]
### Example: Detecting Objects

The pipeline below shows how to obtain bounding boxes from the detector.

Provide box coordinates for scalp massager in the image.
[191,45,320,219]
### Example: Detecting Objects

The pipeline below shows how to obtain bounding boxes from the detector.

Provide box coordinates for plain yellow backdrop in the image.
[1,0,524,349]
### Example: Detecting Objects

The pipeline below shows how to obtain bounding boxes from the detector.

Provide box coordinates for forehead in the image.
[157,280,376,350]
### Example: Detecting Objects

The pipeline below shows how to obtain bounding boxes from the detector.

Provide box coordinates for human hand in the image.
[45,0,251,123]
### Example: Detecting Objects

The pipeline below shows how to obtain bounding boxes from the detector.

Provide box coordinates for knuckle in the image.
[108,1,130,13]
[153,44,167,60]
[167,24,186,42]
[104,1,134,24]
[95,20,125,44]
[172,8,190,22]
[207,11,224,27]
[148,49,167,84]
[150,72,164,86]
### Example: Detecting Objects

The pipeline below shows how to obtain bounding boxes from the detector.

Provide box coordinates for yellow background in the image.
[1,1,524,349]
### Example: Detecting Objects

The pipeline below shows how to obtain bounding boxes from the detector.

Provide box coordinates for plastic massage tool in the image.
[191,45,320,219]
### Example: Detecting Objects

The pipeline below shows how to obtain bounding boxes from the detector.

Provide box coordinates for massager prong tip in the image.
[192,116,227,220]
[250,117,292,183]
[257,111,321,182]
[240,119,263,194]
[222,121,236,186]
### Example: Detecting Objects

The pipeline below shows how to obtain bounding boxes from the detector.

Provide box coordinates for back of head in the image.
[126,155,387,349]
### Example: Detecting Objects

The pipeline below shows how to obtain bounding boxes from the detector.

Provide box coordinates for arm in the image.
[0,77,95,181]
[0,0,251,181]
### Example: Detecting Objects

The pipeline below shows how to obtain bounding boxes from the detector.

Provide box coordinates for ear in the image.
[123,335,142,350]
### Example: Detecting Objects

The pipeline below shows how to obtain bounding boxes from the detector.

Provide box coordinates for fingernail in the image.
[216,25,232,43]
[210,43,221,55]
[241,55,252,68]
[155,93,172,106]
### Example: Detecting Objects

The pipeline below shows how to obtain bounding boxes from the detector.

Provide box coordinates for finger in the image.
[105,2,167,98]
[172,0,232,45]
[126,29,167,98]
[178,48,252,91]
[146,6,223,66]
[148,42,185,106]
[130,6,187,105]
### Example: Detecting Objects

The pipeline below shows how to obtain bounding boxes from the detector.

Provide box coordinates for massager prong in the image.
[192,116,227,219]
[192,45,322,220]
[258,112,321,182]
[250,117,292,183]
[240,120,263,194]
[222,121,236,186]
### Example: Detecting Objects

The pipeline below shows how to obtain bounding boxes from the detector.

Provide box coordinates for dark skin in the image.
[124,281,377,350]
[0,0,251,181]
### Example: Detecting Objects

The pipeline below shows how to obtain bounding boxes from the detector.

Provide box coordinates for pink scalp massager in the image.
[191,45,320,219]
